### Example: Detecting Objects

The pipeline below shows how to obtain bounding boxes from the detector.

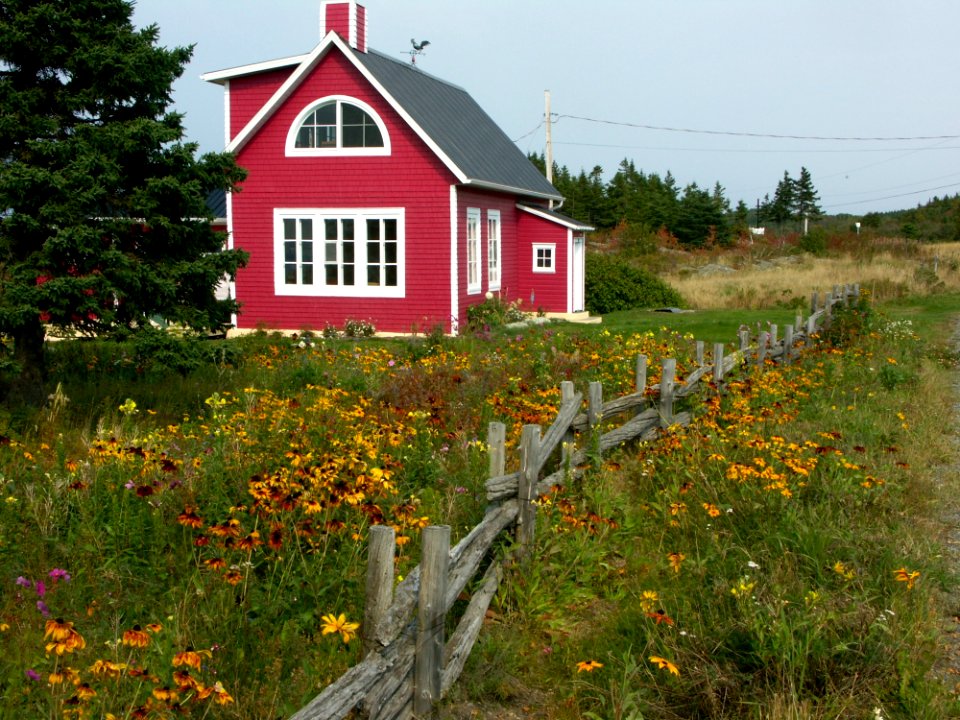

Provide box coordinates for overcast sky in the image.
[132,0,960,217]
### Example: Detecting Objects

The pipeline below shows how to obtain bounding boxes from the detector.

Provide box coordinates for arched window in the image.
[286,96,390,156]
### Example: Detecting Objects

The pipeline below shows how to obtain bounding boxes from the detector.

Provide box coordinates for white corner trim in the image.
[449,186,459,335]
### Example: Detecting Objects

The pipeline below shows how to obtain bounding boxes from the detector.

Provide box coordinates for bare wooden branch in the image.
[445,501,518,608]
[485,471,522,501]
[571,391,646,431]
[442,562,503,694]
[538,390,582,474]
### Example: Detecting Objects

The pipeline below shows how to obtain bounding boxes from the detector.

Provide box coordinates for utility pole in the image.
[545,90,553,208]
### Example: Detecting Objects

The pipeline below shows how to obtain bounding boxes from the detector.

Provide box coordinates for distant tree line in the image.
[530,154,822,247]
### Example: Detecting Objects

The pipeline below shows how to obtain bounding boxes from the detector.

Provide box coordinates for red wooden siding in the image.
[231,51,457,334]
[516,211,570,313]
[325,4,350,41]
[229,69,294,142]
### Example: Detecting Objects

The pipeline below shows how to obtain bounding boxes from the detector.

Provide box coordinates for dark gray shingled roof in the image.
[205,188,227,219]
[353,49,561,200]
[517,202,595,231]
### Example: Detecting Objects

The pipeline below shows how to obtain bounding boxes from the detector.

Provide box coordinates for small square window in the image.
[533,244,555,273]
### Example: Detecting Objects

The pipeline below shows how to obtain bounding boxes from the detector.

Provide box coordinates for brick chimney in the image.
[320,0,367,53]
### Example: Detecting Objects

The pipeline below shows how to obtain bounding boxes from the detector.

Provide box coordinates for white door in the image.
[571,234,585,312]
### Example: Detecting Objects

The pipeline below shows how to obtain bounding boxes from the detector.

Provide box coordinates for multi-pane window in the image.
[287,97,389,155]
[466,208,481,293]
[532,243,555,273]
[276,209,404,297]
[487,210,501,291]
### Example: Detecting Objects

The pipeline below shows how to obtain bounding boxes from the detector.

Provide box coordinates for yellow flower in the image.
[893,567,920,589]
[321,613,360,644]
[832,561,856,581]
[639,590,659,612]
[576,660,603,672]
[667,552,685,573]
[172,648,212,671]
[649,655,680,676]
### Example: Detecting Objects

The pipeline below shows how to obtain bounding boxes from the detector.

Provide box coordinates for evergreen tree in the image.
[0,0,247,399]
[769,171,797,227]
[794,166,823,221]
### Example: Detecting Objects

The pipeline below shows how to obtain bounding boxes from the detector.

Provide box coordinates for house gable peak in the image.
[321,0,367,53]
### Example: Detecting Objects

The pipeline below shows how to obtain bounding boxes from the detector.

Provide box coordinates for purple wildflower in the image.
[36,600,50,617]
[15,576,31,589]
[25,669,40,682]
[48,568,71,583]
[34,580,46,598]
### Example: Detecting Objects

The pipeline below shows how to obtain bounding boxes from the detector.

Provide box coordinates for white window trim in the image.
[274,207,405,298]
[466,208,482,294]
[532,243,556,273]
[486,210,501,292]
[285,95,391,157]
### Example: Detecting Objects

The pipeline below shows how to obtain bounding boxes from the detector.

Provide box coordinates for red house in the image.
[202,0,591,335]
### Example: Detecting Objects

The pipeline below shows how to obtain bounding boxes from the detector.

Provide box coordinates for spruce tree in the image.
[794,166,823,221]
[0,0,247,400]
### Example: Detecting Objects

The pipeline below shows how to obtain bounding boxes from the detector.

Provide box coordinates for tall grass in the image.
[662,241,960,310]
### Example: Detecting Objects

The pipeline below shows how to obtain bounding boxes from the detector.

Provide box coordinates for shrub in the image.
[466,297,526,332]
[584,253,684,314]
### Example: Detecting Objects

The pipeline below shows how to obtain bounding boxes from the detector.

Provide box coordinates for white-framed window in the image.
[275,208,404,298]
[486,210,501,291]
[285,95,390,157]
[466,208,481,294]
[532,243,556,273]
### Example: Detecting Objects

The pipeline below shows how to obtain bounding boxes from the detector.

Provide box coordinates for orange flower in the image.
[152,686,180,702]
[122,625,150,648]
[176,507,204,528]
[667,552,685,573]
[649,655,680,676]
[74,683,97,701]
[172,648,212,671]
[576,660,603,672]
[44,619,85,655]
[893,567,920,589]
[223,569,243,585]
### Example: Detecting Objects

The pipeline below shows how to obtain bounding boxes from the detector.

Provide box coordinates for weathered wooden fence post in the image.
[806,314,817,336]
[712,343,725,386]
[811,291,819,315]
[517,424,542,554]
[739,329,750,352]
[560,381,577,465]
[695,341,705,367]
[363,525,396,658]
[769,324,778,348]
[588,381,603,428]
[635,355,647,394]
[795,314,803,333]
[414,525,450,719]
[659,358,676,427]
[487,422,506,480]
[757,331,769,367]
[782,324,793,365]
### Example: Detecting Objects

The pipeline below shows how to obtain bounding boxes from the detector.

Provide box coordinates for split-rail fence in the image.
[289,284,861,720]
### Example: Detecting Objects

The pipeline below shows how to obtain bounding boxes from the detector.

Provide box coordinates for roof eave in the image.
[200,54,309,85]
[464,179,562,203]
[517,203,594,231]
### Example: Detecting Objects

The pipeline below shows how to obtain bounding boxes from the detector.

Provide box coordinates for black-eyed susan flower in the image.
[321,613,360,644]
[172,648,211,671]
[649,655,680,676]
[667,552,685,573]
[122,625,150,648]
[576,660,603,672]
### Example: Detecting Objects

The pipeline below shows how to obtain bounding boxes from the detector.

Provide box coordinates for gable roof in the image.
[202,33,561,202]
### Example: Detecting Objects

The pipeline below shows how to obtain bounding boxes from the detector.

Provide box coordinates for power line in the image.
[554,140,960,154]
[824,182,960,209]
[556,114,960,142]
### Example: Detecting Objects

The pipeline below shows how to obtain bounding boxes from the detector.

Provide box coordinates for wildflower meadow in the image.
[0,296,958,719]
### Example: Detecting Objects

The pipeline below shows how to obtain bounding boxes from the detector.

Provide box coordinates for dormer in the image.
[321,0,367,53]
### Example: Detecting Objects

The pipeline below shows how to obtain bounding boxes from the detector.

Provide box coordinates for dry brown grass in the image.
[661,241,960,310]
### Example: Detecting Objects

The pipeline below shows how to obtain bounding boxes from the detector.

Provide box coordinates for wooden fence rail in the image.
[288,283,861,720]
